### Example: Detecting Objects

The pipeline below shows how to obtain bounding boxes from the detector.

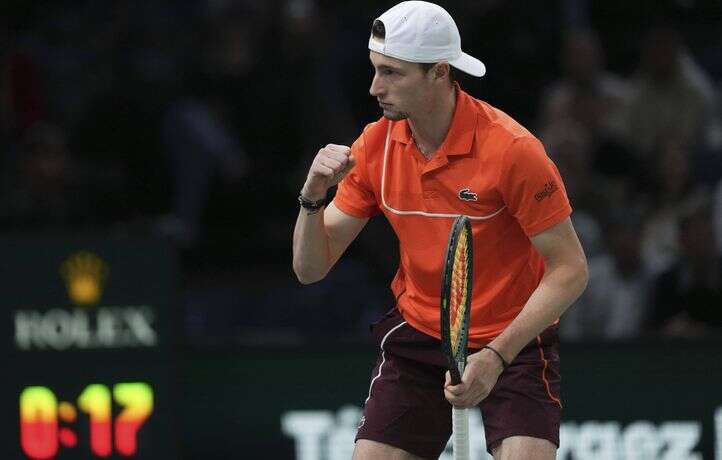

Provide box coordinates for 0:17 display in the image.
[20,382,153,459]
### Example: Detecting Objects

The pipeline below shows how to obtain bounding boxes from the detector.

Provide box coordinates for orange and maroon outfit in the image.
[335,85,570,457]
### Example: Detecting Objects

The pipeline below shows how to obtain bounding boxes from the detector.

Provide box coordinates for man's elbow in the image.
[295,272,325,285]
[552,254,588,298]
[293,262,327,285]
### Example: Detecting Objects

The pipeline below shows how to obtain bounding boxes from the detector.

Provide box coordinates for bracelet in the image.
[482,345,509,369]
[298,193,326,211]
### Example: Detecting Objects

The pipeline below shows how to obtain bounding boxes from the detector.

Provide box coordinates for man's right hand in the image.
[301,144,355,200]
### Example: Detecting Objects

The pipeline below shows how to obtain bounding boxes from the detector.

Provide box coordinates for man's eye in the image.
[382,69,395,76]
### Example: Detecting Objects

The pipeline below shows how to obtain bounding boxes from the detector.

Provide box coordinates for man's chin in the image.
[382,109,407,121]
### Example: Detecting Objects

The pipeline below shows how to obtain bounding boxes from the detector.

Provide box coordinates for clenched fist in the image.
[301,144,356,200]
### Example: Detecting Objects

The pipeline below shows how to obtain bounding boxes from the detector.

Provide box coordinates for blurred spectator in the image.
[0,122,84,229]
[624,25,717,157]
[159,87,248,247]
[650,195,722,338]
[640,136,704,275]
[2,120,128,230]
[538,28,630,145]
[561,210,652,341]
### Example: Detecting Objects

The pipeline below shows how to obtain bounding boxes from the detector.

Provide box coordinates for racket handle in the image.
[452,406,470,460]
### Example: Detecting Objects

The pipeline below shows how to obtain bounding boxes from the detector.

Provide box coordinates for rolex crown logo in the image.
[60,251,109,306]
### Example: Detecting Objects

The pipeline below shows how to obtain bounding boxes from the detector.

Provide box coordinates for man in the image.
[292,2,588,459]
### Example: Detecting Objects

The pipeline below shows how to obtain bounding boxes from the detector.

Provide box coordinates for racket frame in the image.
[440,215,473,385]
[440,215,473,460]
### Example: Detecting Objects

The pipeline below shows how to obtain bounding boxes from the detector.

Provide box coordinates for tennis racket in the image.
[440,215,473,460]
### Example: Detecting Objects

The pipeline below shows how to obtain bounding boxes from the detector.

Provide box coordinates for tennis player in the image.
[292,1,588,459]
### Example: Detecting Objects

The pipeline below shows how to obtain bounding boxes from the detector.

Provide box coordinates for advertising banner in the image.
[179,342,722,460]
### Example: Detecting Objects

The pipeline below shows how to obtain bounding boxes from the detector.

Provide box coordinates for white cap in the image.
[368,1,486,77]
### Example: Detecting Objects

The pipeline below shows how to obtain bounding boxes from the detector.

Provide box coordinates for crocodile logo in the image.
[458,188,478,202]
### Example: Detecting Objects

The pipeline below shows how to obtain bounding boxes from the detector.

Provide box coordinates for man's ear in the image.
[434,63,450,81]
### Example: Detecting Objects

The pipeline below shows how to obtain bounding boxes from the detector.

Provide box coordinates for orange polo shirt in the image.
[333,85,571,346]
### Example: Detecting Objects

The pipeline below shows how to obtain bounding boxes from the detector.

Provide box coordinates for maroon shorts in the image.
[356,308,561,459]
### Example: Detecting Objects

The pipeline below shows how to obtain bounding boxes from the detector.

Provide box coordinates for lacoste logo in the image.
[534,181,559,202]
[458,188,478,201]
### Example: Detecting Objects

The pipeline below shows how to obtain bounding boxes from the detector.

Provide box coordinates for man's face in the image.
[368,51,434,121]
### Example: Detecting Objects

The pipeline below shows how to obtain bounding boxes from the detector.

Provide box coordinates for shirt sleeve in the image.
[498,136,572,236]
[332,131,381,218]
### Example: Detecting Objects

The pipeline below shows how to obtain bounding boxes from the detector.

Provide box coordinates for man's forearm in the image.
[293,143,357,283]
[488,262,588,363]
[292,207,332,284]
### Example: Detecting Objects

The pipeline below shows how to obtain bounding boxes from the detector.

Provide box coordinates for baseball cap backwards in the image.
[368,1,486,77]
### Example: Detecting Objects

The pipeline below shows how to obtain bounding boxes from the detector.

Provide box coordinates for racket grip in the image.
[452,407,470,460]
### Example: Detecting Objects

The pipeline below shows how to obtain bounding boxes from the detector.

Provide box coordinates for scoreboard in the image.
[1,236,177,460]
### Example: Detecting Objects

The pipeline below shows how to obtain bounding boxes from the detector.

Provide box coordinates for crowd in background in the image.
[1,0,721,346]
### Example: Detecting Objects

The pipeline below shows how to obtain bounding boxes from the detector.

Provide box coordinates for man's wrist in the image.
[482,345,510,370]
[299,185,327,202]
[298,190,327,212]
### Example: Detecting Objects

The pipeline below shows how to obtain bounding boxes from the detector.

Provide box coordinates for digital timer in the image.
[20,383,153,459]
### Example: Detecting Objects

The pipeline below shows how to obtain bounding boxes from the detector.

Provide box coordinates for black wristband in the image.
[482,345,509,369]
[298,193,326,211]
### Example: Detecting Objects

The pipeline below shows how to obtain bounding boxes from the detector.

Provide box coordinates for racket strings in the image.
[449,231,470,355]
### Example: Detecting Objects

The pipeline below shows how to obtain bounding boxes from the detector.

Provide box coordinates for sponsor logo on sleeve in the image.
[534,181,558,202]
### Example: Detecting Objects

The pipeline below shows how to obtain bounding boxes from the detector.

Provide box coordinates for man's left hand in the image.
[443,348,505,408]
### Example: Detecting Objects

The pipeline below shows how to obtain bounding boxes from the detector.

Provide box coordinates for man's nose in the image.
[369,73,383,97]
